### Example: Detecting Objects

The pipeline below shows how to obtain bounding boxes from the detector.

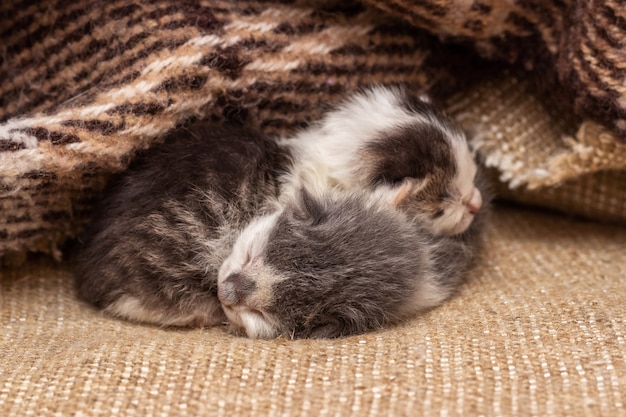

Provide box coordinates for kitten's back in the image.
[74,124,289,326]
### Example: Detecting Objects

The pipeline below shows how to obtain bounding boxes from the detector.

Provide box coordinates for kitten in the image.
[216,88,490,338]
[74,125,290,327]
[278,86,483,236]
[218,186,485,339]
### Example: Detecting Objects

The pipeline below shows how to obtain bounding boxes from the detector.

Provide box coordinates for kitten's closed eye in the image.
[432,209,445,219]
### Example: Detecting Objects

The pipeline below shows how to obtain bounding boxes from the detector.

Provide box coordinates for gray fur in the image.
[74,124,289,327]
[222,188,487,339]
[266,190,437,338]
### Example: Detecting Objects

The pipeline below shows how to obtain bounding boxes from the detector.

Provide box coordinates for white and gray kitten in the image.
[74,87,488,338]
[278,86,483,236]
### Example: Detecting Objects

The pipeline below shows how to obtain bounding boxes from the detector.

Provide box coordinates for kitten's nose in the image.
[218,272,257,306]
[466,187,482,215]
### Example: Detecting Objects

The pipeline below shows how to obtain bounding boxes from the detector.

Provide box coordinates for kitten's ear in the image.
[384,178,429,207]
[292,188,327,225]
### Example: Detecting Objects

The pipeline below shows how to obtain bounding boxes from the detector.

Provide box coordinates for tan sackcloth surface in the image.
[447,76,626,224]
[2,204,625,416]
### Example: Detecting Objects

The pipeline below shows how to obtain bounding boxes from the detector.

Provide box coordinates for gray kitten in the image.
[218,186,486,339]
[75,125,290,327]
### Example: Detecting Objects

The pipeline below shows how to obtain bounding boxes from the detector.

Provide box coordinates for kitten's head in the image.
[364,123,482,237]
[304,86,483,236]
[355,88,484,236]
[217,189,446,339]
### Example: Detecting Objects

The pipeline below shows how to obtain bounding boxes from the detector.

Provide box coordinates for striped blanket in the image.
[1,0,625,261]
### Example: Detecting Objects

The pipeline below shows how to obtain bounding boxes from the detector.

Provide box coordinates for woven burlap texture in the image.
[447,76,626,223]
[2,205,625,416]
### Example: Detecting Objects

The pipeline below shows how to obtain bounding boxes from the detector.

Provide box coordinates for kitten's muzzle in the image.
[217,273,257,306]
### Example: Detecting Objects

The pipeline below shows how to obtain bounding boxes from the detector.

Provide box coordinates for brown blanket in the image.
[1,0,625,260]
[366,0,626,137]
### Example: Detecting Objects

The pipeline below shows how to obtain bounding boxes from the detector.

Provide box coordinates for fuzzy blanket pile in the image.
[1,0,625,261]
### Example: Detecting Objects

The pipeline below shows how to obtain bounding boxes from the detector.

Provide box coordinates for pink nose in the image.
[466,187,482,215]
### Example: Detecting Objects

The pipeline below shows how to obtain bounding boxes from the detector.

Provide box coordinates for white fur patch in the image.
[428,137,480,236]
[218,210,283,283]
[407,277,454,313]
[105,295,223,327]
[452,138,478,200]
[217,211,289,338]
[239,311,275,339]
[278,86,427,193]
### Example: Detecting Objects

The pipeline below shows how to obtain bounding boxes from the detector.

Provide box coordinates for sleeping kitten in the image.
[217,186,485,339]
[279,86,483,236]
[74,125,290,327]
[75,123,466,332]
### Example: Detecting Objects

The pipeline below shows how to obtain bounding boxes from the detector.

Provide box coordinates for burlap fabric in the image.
[1,0,626,262]
[447,76,626,224]
[2,205,625,416]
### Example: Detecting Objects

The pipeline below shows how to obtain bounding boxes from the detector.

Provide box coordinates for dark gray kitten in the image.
[74,125,290,327]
